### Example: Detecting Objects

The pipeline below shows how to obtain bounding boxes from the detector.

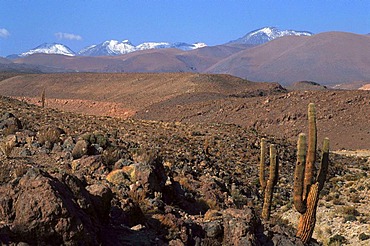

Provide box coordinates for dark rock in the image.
[19,148,32,157]
[0,112,22,131]
[0,168,106,245]
[222,208,262,246]
[86,184,113,223]
[204,220,223,238]
[62,136,75,152]
[72,139,89,159]
[113,158,133,170]
[134,155,167,195]
[71,155,106,180]
[90,144,103,155]
[110,198,145,227]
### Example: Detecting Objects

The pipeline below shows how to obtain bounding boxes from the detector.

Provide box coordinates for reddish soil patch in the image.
[16,97,135,118]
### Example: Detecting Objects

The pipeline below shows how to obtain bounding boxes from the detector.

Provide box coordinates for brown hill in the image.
[135,89,370,150]
[0,73,271,114]
[13,45,247,73]
[1,72,369,150]
[287,81,328,91]
[207,32,370,86]
[11,32,370,88]
[0,57,12,64]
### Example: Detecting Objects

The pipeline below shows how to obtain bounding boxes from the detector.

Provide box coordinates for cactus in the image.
[293,103,330,244]
[260,139,279,220]
[259,138,267,191]
[41,87,46,108]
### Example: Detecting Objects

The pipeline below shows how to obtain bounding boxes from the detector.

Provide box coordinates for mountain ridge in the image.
[228,26,313,45]
[7,40,207,58]
[6,26,312,58]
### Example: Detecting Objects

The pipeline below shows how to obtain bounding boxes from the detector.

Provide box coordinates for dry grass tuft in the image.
[0,140,15,158]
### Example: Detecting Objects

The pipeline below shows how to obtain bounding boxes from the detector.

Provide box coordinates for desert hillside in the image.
[5,32,370,87]
[0,72,368,150]
[207,32,370,85]
[0,91,369,245]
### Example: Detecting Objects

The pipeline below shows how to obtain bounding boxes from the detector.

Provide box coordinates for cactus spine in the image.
[260,140,279,220]
[294,103,330,244]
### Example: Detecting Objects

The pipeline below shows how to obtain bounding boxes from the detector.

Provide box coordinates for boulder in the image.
[86,184,113,223]
[222,208,262,246]
[72,139,89,159]
[0,112,22,133]
[123,154,167,195]
[0,168,112,245]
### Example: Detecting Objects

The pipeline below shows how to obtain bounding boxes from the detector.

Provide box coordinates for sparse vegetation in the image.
[41,87,46,108]
[0,140,15,158]
[293,103,330,244]
[0,71,369,245]
[259,138,279,220]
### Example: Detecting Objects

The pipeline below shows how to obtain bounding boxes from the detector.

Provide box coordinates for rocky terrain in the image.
[0,82,369,245]
[1,73,368,150]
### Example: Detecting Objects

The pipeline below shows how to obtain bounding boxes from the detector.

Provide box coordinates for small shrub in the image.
[359,233,370,241]
[349,187,356,193]
[339,206,360,216]
[3,125,18,136]
[349,194,361,203]
[37,127,64,145]
[343,214,357,223]
[358,216,369,224]
[128,188,147,205]
[0,140,15,158]
[332,198,344,205]
[328,234,347,245]
[357,185,365,191]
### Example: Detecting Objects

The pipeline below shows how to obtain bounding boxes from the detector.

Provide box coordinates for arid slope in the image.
[0,72,368,150]
[207,32,370,85]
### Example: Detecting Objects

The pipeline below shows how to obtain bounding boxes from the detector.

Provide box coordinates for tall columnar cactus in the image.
[259,138,267,191]
[293,103,330,244]
[41,87,46,108]
[260,139,279,220]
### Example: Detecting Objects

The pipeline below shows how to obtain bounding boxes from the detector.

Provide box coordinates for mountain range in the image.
[8,40,207,58]
[6,27,308,58]
[2,27,370,88]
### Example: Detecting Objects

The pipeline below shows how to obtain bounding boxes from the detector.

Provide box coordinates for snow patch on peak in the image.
[193,42,207,49]
[20,43,75,57]
[78,40,207,56]
[229,27,313,45]
[136,42,172,50]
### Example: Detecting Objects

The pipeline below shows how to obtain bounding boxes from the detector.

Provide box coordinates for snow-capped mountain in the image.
[8,40,206,58]
[78,40,136,56]
[19,43,75,57]
[78,40,207,56]
[228,27,313,45]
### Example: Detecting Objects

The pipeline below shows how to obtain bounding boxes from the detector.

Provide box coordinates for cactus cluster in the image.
[257,103,329,244]
[293,103,329,244]
[259,138,279,220]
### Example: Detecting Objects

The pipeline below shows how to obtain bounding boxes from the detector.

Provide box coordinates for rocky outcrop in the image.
[0,112,22,133]
[0,168,112,245]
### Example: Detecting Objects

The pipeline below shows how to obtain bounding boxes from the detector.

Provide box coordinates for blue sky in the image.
[0,0,369,56]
